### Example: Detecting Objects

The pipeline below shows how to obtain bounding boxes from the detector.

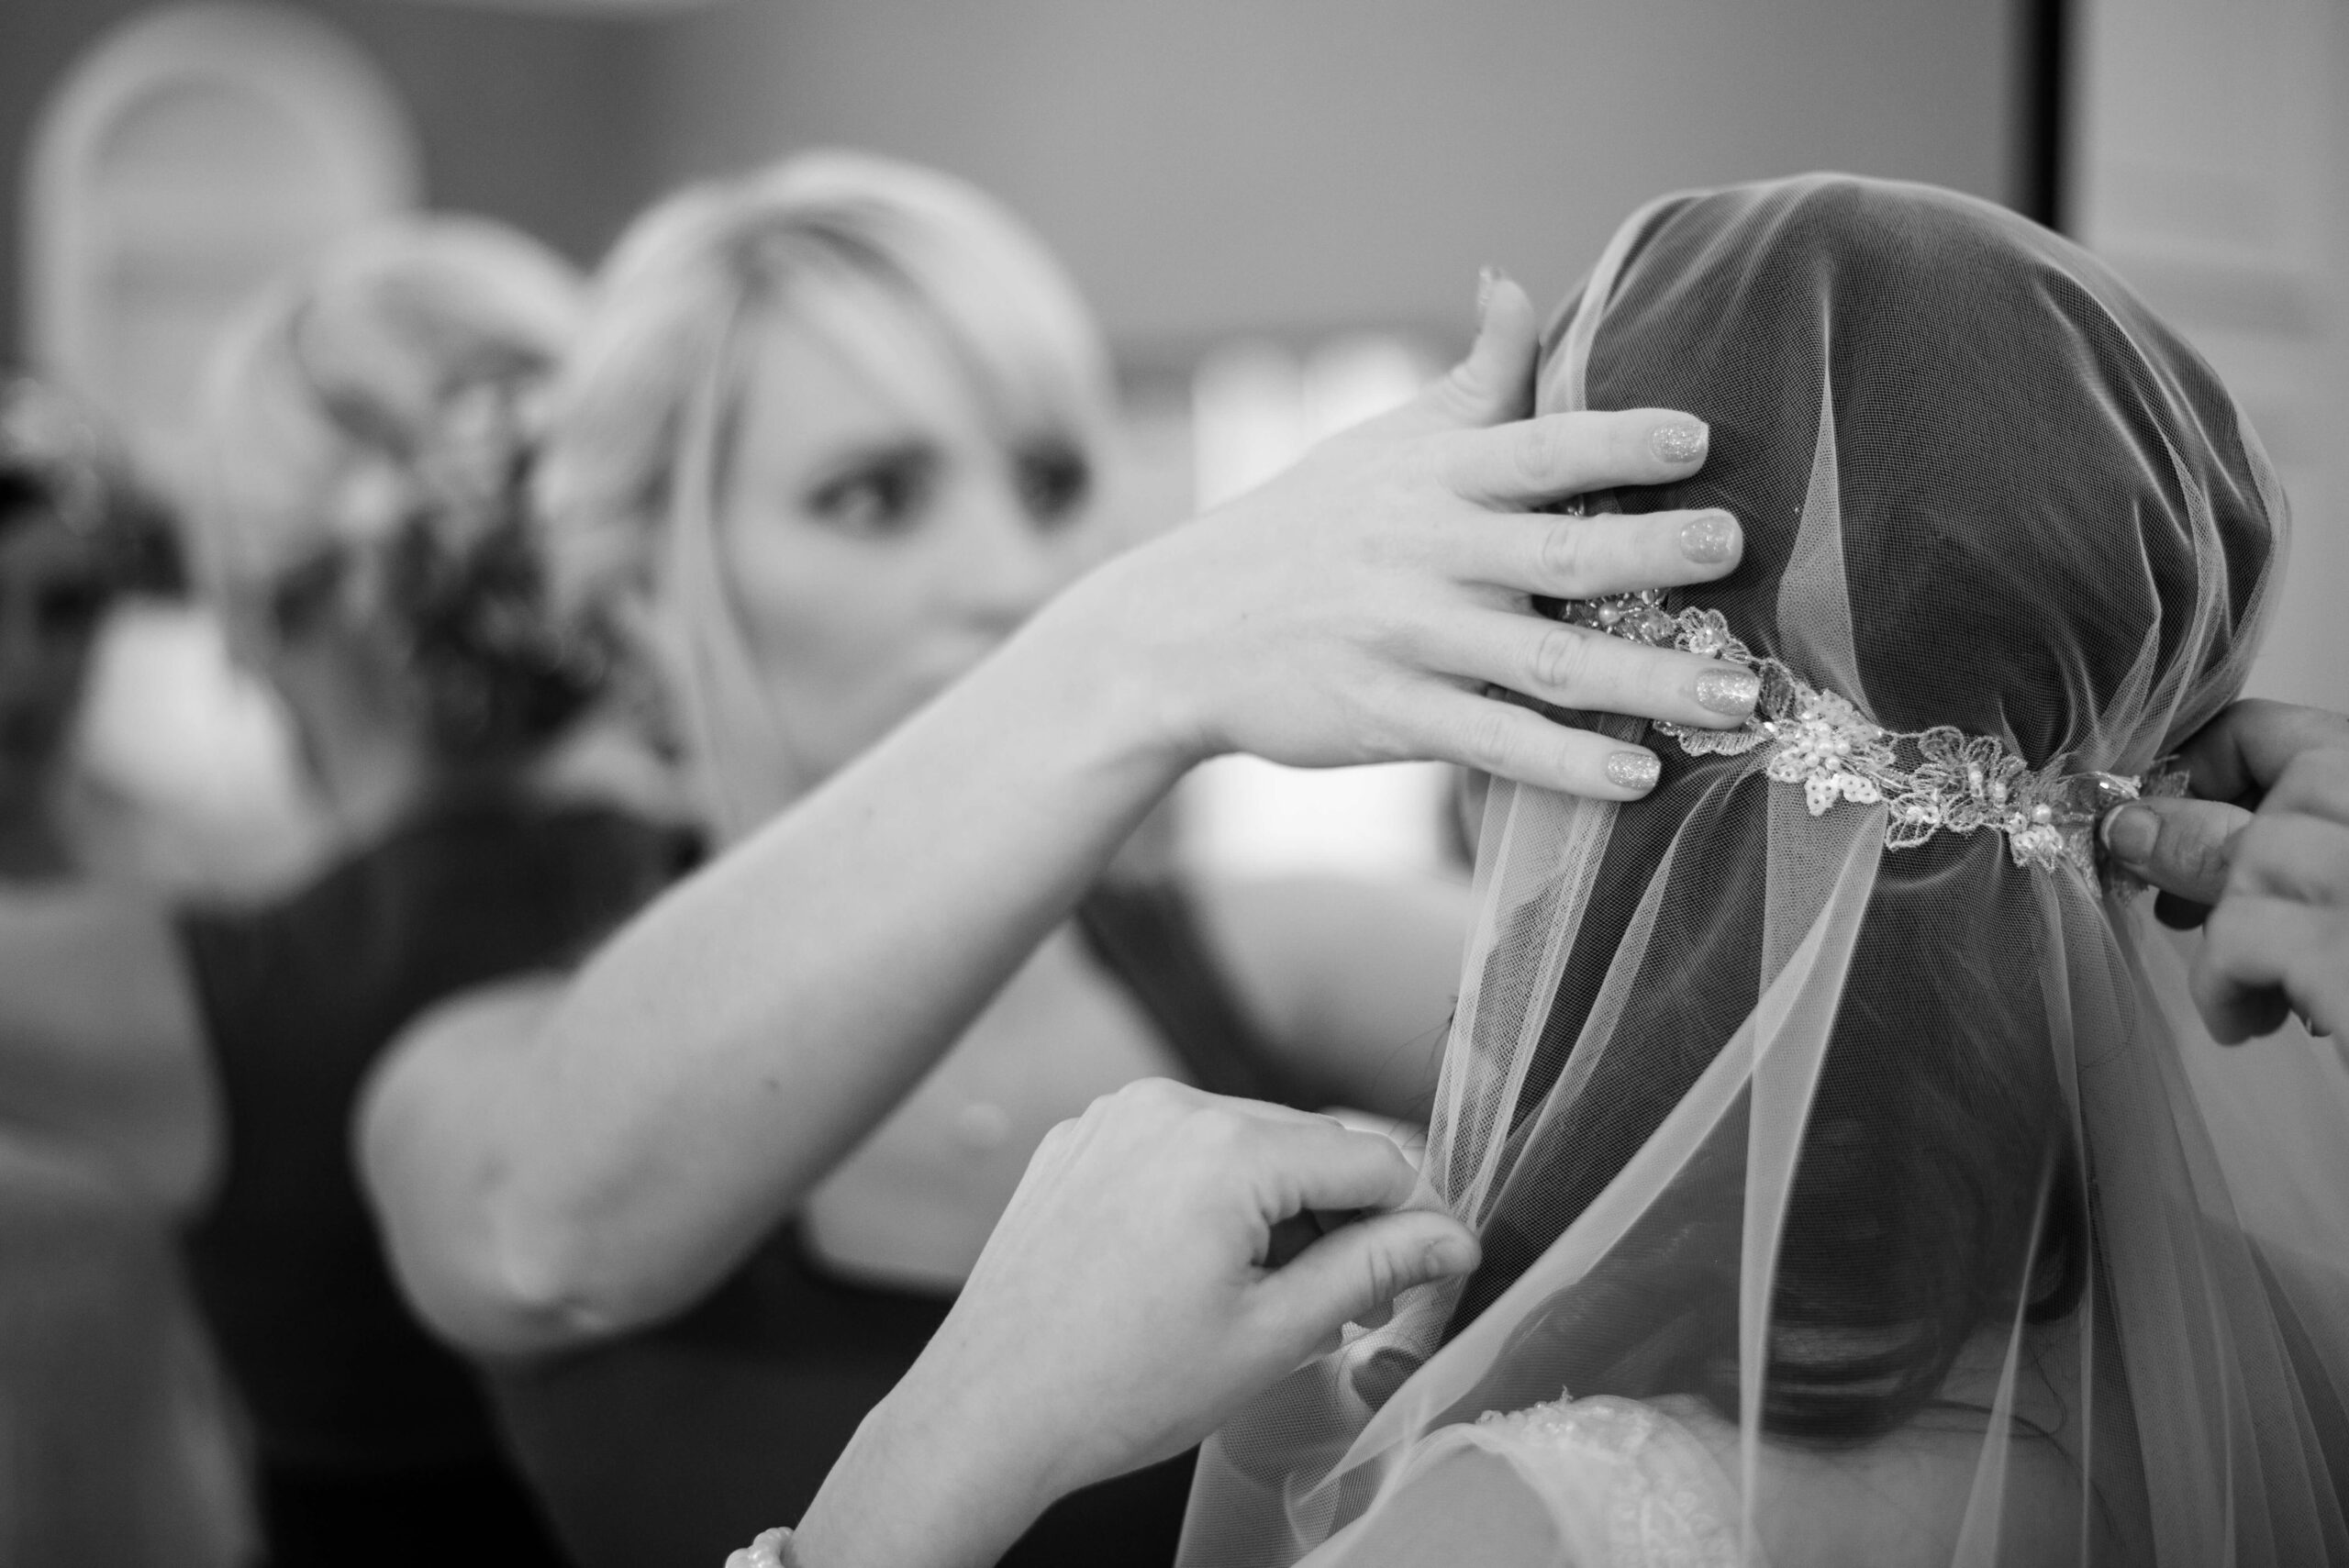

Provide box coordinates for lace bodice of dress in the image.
[1465,1395,1743,1568]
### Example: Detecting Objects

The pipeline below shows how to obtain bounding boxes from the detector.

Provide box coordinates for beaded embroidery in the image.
[1557,590,2175,887]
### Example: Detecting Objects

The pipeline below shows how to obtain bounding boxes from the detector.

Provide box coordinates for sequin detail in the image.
[1557,591,2166,888]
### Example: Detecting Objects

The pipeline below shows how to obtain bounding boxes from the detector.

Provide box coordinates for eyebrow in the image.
[803,438,941,486]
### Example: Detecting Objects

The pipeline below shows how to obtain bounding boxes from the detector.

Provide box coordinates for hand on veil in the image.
[1037,274,1758,801]
[2100,699,2349,1040]
[791,1081,1477,1568]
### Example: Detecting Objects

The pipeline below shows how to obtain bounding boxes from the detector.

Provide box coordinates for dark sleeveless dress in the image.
[490,879,1313,1568]
[176,789,693,1568]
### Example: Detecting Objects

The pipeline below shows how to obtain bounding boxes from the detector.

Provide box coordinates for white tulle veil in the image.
[1180,175,2349,1566]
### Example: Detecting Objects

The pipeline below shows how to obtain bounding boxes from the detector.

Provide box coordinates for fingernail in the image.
[1679,512,1741,564]
[1695,668,1761,715]
[1606,751,1661,792]
[1650,420,1708,464]
[1427,1235,1480,1276]
[1475,265,1501,322]
[2102,803,2158,865]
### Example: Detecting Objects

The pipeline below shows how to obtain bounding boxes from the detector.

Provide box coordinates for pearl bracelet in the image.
[727,1527,802,1568]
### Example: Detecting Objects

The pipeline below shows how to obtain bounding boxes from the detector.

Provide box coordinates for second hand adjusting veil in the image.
[1180,176,2349,1566]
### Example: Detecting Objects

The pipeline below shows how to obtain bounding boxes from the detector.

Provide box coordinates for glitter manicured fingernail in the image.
[1679,512,1741,564]
[1696,668,1761,715]
[1650,421,1708,463]
[1606,751,1662,792]
[2101,803,2158,864]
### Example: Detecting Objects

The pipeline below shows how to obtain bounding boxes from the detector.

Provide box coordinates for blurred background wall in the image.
[2070,0,2347,717]
[4,0,2032,425]
[648,0,2023,357]
[1,0,660,369]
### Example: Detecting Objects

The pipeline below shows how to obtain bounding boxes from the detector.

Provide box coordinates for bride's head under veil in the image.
[1181,175,2349,1567]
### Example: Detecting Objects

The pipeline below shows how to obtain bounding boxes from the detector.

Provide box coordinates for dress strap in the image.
[1074,879,1315,1108]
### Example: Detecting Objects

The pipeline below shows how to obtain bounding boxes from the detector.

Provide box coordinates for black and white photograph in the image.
[0,1,2343,1564]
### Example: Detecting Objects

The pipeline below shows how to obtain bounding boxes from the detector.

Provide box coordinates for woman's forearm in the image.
[787,1364,1054,1568]
[479,597,1187,1339]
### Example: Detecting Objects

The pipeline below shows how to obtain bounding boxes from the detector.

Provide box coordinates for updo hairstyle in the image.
[195,216,602,766]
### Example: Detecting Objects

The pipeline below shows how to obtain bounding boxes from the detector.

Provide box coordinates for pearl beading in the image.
[1555,590,2171,888]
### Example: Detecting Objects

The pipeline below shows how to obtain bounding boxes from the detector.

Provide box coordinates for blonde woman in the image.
[360,153,1757,1566]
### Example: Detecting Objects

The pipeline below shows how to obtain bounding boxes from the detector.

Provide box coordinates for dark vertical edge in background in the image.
[2018,0,2074,231]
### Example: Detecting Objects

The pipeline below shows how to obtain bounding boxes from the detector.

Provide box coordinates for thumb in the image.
[2101,796,2251,906]
[1256,1208,1479,1349]
[1374,272,1539,439]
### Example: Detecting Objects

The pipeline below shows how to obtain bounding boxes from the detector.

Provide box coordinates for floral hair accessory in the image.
[1557,589,2180,891]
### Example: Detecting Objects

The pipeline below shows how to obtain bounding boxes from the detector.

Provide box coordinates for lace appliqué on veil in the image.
[1471,1396,1741,1567]
[1558,591,2177,889]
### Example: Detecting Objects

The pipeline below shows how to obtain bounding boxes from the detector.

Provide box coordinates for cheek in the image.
[718,517,930,697]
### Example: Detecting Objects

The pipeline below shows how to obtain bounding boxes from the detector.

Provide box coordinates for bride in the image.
[750,174,2349,1567]
[1182,172,2349,1567]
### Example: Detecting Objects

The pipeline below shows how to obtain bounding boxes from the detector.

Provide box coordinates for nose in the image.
[939,483,1069,635]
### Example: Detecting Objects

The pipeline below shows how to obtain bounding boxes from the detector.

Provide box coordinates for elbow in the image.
[362,1133,639,1360]
[357,991,649,1358]
[477,1203,645,1353]
[398,1187,642,1360]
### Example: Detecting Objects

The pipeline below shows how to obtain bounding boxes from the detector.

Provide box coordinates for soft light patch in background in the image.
[69,602,325,894]
[1179,332,1462,882]
[2072,0,2348,709]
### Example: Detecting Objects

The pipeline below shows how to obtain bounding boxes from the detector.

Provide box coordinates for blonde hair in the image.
[536,150,1114,620]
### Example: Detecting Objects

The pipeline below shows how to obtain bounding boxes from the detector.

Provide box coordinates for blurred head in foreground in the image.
[195,216,601,834]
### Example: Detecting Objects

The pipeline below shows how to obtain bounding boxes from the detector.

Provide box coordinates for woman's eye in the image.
[1014,443,1091,527]
[807,455,933,539]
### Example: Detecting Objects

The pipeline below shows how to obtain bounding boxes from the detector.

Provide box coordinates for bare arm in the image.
[361,976,563,1343]
[360,284,1760,1356]
[0,889,214,1210]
